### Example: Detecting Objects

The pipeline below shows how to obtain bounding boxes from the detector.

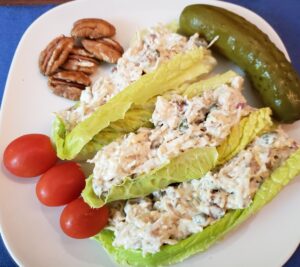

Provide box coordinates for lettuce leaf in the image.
[82,147,218,208]
[217,107,272,164]
[82,107,273,208]
[77,70,239,161]
[94,147,300,267]
[175,70,237,98]
[73,103,154,161]
[53,48,216,160]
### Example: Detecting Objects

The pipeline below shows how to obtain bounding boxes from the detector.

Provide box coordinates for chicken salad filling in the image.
[108,130,298,255]
[58,25,207,131]
[90,76,251,197]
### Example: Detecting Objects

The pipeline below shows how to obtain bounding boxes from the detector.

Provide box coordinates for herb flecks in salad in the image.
[53,44,215,160]
[90,76,250,197]
[95,146,300,267]
[102,130,298,255]
[47,18,300,267]
[58,25,206,132]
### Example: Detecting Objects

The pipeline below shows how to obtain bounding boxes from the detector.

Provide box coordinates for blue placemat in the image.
[0,1,299,266]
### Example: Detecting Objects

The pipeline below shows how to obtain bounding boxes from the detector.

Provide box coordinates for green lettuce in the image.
[176,69,238,98]
[82,147,218,208]
[72,104,154,161]
[81,70,239,161]
[82,107,273,208]
[53,48,216,160]
[94,147,300,267]
[217,107,272,165]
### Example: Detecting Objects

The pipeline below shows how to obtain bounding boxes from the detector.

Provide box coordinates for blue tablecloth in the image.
[0,1,299,266]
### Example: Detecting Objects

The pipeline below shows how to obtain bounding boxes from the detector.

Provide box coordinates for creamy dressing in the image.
[58,25,206,131]
[90,77,250,197]
[108,130,298,255]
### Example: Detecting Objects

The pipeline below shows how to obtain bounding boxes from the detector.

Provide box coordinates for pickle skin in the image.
[179,4,300,123]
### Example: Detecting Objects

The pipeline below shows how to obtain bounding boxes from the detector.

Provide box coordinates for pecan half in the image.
[71,18,116,39]
[81,38,123,64]
[101,37,124,54]
[39,35,74,76]
[48,70,91,100]
[61,54,98,74]
[70,47,95,58]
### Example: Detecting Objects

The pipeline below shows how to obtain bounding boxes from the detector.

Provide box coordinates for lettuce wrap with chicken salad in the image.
[93,130,300,267]
[53,26,216,161]
[50,22,300,267]
[81,67,273,208]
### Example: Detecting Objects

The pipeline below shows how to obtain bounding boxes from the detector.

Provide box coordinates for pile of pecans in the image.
[39,18,124,100]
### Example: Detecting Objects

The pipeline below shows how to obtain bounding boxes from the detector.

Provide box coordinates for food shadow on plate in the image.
[60,236,114,267]
[38,202,113,266]
[0,163,38,185]
[34,164,112,267]
[174,211,256,267]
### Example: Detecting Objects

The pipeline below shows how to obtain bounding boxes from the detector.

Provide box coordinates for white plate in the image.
[0,0,299,266]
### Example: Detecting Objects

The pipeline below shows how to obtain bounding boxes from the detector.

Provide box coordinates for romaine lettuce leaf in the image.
[94,147,300,267]
[82,108,273,208]
[74,70,238,161]
[73,103,154,161]
[175,70,237,98]
[82,147,218,208]
[217,107,272,164]
[53,48,216,160]
[54,69,238,161]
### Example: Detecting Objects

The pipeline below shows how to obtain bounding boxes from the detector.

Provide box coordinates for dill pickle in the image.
[179,4,300,123]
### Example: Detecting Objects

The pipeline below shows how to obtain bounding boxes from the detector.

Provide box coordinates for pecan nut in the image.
[48,70,91,100]
[39,35,74,75]
[81,38,123,64]
[71,18,115,39]
[70,47,95,58]
[61,54,99,74]
[101,37,124,54]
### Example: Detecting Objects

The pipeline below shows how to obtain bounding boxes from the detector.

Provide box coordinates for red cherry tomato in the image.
[3,134,57,177]
[60,198,109,239]
[36,162,86,206]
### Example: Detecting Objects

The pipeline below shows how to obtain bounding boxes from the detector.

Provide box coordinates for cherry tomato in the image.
[36,162,86,206]
[60,198,109,239]
[3,134,57,177]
